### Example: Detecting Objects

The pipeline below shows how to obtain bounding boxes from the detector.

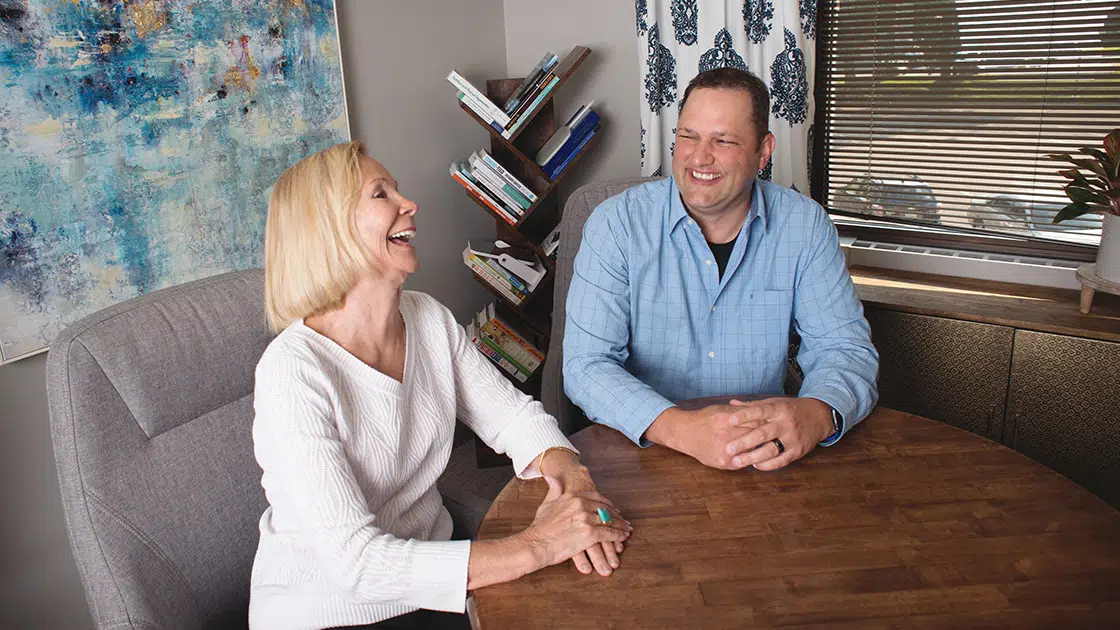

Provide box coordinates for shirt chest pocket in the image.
[725,289,794,362]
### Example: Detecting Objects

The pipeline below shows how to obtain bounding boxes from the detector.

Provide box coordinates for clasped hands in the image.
[526,398,833,580]
[648,397,836,471]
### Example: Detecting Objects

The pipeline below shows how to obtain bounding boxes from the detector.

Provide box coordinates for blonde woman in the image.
[249,142,631,630]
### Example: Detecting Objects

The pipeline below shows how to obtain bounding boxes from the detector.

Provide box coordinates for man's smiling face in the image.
[672,86,775,222]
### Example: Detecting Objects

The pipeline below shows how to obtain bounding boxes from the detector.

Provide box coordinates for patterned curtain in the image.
[637,0,816,193]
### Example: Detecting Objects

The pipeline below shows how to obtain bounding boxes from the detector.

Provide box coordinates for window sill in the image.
[849,265,1120,343]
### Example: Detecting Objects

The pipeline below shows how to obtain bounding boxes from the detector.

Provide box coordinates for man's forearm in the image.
[642,406,685,451]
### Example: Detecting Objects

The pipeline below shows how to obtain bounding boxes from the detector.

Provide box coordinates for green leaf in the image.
[1052,202,1096,224]
[1069,158,1108,178]
[1081,147,1110,161]
[1065,184,1111,205]
[1047,153,1074,163]
[1104,129,1120,160]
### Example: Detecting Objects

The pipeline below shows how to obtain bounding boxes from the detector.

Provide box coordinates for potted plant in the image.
[1049,128,1120,284]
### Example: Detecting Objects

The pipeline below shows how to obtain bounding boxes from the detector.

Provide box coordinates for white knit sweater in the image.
[249,291,573,630]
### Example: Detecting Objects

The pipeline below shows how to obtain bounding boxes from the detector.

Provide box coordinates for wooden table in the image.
[473,406,1120,629]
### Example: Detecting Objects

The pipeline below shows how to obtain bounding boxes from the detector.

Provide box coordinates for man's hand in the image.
[540,450,626,576]
[644,405,765,470]
[722,397,835,471]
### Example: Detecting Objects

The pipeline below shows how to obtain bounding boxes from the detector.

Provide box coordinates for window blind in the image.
[821,0,1120,250]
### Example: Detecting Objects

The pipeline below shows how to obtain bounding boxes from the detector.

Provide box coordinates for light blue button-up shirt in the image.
[563,177,878,446]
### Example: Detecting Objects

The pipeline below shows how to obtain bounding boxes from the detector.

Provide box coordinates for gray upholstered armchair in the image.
[46,269,503,630]
[46,270,273,629]
[540,177,660,434]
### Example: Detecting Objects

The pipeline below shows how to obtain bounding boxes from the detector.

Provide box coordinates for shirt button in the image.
[687,219,694,225]
[708,351,715,358]
[705,259,712,265]
[711,306,717,312]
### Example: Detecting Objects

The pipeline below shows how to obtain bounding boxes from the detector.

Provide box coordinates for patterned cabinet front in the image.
[1004,331,1120,508]
[865,308,1014,441]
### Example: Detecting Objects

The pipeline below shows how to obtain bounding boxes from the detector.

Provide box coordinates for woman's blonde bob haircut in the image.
[264,141,375,333]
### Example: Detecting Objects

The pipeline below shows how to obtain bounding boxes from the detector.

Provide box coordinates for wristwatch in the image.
[826,406,843,441]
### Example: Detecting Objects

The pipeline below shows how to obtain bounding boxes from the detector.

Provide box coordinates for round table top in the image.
[473,406,1120,629]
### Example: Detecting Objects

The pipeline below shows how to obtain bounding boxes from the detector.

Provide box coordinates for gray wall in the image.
[503,0,642,198]
[339,0,505,320]
[0,1,508,625]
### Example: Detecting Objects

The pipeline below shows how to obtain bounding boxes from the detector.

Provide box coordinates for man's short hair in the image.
[680,68,770,142]
[263,141,374,333]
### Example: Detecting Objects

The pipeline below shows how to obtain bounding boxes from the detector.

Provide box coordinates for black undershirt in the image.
[707,239,736,280]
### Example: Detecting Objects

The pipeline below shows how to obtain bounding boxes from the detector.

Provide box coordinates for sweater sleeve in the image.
[252,353,471,613]
[433,302,575,477]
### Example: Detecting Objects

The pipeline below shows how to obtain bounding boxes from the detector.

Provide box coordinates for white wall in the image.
[0,1,508,625]
[503,0,642,200]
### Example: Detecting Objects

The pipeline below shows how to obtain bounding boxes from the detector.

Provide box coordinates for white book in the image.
[479,150,537,202]
[446,70,511,126]
[469,152,528,212]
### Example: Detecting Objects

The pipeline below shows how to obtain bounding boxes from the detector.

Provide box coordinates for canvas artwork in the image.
[0,0,349,362]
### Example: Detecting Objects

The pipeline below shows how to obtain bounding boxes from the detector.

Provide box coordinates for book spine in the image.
[488,314,545,362]
[547,125,598,179]
[479,332,532,378]
[449,169,518,225]
[479,256,529,294]
[470,325,527,381]
[480,151,537,202]
[446,71,510,126]
[463,249,525,304]
[501,52,556,113]
[469,156,528,212]
[467,259,525,305]
[466,167,522,217]
[457,93,504,133]
[481,321,540,372]
[503,75,560,139]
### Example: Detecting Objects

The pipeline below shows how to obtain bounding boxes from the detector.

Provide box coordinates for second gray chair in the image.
[540,177,659,434]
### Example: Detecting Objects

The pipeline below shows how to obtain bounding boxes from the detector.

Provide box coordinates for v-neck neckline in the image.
[296,304,411,391]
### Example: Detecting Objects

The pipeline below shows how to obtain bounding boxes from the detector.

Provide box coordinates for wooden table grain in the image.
[472,406,1120,629]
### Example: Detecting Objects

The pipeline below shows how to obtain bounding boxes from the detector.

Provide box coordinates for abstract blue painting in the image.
[0,0,349,362]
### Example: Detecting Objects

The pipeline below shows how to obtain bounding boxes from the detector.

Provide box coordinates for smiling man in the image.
[562,68,879,471]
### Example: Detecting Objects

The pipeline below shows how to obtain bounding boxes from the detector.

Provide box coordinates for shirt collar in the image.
[667,176,770,236]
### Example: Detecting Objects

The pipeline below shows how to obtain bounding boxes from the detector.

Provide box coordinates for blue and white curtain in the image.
[637,0,817,193]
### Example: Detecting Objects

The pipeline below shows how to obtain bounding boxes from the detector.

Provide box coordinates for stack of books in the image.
[536,103,600,180]
[462,245,529,305]
[466,303,544,383]
[448,149,537,225]
[446,46,588,140]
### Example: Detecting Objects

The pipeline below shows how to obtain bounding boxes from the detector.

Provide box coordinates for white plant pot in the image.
[1098,213,1120,284]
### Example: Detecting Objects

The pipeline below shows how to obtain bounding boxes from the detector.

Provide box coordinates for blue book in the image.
[546,124,599,180]
[543,112,600,175]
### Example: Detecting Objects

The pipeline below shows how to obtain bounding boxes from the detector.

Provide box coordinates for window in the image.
[817,0,1120,260]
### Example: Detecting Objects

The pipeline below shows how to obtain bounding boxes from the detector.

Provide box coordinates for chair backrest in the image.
[541,177,661,434]
[47,269,274,630]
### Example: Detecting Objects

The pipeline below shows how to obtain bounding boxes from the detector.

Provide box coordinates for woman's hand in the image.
[521,475,632,573]
[554,464,628,576]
